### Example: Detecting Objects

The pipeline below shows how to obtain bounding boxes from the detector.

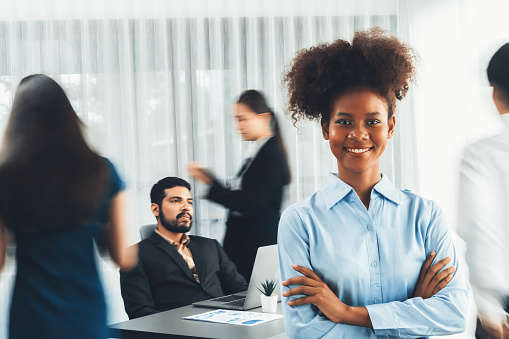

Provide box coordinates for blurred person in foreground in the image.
[0,74,137,339]
[458,43,509,339]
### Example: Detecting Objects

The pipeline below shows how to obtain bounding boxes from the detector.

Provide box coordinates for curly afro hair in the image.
[284,27,416,124]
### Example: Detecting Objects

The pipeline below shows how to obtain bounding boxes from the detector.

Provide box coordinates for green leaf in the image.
[258,278,278,296]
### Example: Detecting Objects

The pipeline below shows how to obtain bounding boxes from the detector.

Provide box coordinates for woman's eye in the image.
[367,120,381,125]
[336,119,351,125]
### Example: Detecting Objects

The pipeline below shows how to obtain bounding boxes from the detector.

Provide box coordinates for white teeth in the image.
[346,148,370,153]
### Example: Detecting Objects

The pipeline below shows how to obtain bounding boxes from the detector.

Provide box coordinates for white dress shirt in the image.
[458,112,509,324]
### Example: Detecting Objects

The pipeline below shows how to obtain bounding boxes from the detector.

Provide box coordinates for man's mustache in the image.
[176,212,192,221]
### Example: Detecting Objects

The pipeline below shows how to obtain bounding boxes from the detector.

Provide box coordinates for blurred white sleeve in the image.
[457,146,508,324]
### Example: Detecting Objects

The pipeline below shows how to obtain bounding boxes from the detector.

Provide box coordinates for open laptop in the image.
[192,244,280,311]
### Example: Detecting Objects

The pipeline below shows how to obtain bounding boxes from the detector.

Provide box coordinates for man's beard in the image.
[160,210,193,233]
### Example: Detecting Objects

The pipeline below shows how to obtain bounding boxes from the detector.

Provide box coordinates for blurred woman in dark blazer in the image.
[189,90,290,280]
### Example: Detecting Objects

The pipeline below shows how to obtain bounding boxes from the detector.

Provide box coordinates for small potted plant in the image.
[257,278,278,313]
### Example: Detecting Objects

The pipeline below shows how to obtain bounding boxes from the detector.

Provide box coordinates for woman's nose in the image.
[348,126,368,140]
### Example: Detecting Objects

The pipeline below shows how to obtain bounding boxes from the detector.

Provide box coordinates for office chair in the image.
[139,224,157,240]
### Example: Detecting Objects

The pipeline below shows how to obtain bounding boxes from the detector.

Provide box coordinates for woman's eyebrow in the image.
[333,112,381,116]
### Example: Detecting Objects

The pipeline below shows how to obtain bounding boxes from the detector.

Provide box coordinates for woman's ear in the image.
[387,115,396,139]
[321,118,330,140]
[492,83,509,114]
[260,112,272,123]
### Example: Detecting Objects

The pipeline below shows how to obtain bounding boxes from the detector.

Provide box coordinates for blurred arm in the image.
[106,191,138,270]
[0,220,6,271]
[457,147,507,324]
[207,150,285,217]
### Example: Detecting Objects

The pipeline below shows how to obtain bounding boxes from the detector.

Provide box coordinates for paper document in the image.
[183,309,282,326]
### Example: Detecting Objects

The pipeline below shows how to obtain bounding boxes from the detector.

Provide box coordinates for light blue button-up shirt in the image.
[278,173,469,338]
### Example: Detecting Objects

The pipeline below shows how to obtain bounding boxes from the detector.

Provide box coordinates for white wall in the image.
[407,0,508,230]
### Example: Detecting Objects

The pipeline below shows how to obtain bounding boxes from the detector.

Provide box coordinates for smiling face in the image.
[322,87,395,182]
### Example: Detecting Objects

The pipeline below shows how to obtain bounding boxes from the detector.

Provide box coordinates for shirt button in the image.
[367,225,373,230]
[371,261,378,267]
[373,298,380,304]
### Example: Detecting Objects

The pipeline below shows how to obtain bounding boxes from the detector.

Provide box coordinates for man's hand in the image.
[412,251,455,299]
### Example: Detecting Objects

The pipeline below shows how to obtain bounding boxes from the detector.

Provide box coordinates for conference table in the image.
[108,303,288,339]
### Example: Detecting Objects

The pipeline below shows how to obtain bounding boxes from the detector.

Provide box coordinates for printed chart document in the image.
[183,309,282,326]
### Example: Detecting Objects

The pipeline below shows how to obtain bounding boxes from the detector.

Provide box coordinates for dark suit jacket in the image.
[207,136,290,280]
[120,232,247,319]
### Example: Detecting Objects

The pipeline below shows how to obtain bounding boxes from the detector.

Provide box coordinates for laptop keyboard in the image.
[221,297,246,307]
[212,295,241,302]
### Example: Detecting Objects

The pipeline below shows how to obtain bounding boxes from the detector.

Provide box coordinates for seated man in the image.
[120,177,248,319]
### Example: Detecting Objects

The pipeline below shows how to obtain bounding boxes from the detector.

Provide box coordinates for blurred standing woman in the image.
[188,90,291,280]
[0,74,137,339]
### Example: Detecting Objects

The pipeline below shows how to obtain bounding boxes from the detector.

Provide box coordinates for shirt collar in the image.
[372,174,402,205]
[321,173,354,209]
[321,173,401,209]
[245,135,272,160]
[155,229,191,247]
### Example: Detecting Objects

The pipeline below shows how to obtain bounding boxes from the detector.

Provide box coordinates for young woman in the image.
[0,74,137,338]
[188,90,291,280]
[278,28,469,338]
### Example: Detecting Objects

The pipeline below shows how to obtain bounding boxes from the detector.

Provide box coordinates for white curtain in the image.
[0,0,425,334]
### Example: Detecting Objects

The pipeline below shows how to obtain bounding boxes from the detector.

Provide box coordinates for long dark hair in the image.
[237,90,291,185]
[0,74,105,232]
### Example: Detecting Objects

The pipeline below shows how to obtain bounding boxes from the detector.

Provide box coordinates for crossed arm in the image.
[282,252,455,328]
[278,205,469,338]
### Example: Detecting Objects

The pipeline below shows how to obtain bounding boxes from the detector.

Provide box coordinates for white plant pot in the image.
[260,294,278,313]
